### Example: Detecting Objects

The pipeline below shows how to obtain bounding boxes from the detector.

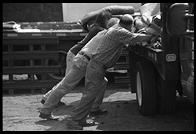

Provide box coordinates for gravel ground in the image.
[3,86,194,131]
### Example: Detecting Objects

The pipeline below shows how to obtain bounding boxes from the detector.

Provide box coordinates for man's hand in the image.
[150,35,160,43]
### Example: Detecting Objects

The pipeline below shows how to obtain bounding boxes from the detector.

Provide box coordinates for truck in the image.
[128,3,194,115]
[74,3,194,115]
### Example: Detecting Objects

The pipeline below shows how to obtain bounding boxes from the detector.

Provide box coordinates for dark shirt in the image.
[80,5,134,31]
[70,25,104,55]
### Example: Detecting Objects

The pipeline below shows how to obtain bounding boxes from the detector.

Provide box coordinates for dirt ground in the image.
[3,86,194,131]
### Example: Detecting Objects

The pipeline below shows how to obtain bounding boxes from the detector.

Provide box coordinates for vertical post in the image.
[8,44,13,81]
[157,3,179,114]
[29,44,35,81]
[8,43,14,95]
[41,44,48,80]
[29,44,35,94]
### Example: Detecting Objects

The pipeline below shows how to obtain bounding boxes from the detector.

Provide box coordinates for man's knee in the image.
[104,77,108,83]
[101,77,108,90]
[104,77,108,85]
[55,82,74,93]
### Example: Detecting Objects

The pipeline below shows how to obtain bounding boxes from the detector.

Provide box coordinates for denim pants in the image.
[71,59,107,121]
[42,50,75,101]
[40,53,107,115]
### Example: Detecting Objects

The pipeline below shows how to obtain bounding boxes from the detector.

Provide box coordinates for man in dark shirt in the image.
[41,6,134,106]
[79,5,135,31]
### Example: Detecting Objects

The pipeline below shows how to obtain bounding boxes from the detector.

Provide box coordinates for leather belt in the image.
[78,51,91,61]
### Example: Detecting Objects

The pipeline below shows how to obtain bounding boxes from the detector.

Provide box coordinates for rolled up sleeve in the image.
[118,29,152,45]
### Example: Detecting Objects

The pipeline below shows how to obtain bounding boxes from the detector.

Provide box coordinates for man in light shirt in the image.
[40,11,112,109]
[39,14,152,129]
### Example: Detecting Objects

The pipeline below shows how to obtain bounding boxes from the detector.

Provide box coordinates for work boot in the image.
[40,99,66,107]
[66,117,97,130]
[89,108,108,116]
[39,112,59,120]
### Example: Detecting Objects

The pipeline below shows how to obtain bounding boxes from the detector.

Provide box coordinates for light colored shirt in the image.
[70,24,104,55]
[80,24,151,68]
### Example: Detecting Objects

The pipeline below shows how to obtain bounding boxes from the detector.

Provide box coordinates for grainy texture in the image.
[3,87,194,131]
[3,3,63,22]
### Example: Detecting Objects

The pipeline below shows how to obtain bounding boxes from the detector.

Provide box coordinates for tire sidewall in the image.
[135,60,157,115]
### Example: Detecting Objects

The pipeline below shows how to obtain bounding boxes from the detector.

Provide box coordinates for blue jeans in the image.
[71,59,107,121]
[40,53,107,116]
[42,50,76,101]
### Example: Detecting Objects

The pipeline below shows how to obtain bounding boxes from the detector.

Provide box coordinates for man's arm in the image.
[130,33,152,44]
[119,28,152,45]
[78,26,104,45]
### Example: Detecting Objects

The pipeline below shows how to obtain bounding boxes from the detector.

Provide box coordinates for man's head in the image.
[133,13,161,33]
[106,17,120,28]
[145,14,162,35]
[86,11,112,31]
[119,14,134,31]
[94,11,112,29]
[133,16,148,32]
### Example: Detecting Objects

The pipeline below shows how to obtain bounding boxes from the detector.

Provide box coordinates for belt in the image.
[78,51,91,61]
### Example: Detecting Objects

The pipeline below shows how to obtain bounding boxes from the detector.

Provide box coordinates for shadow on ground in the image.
[34,90,194,131]
[94,97,194,131]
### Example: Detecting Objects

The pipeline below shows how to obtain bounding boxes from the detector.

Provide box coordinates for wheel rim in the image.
[136,72,142,107]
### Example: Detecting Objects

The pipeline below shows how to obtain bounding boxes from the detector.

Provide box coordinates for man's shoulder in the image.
[108,25,123,32]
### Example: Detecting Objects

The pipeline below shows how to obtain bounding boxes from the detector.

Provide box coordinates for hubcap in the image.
[136,72,142,107]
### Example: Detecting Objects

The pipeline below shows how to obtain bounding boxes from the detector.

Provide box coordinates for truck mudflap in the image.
[181,62,194,104]
[180,37,194,104]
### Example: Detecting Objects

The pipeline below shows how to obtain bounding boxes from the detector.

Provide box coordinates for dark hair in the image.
[133,19,136,27]
[119,14,134,26]
[152,15,162,27]
[95,11,112,28]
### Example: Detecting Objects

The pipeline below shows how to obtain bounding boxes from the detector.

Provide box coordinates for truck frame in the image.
[128,3,194,115]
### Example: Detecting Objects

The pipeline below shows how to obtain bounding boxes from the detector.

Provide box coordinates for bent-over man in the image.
[39,14,152,129]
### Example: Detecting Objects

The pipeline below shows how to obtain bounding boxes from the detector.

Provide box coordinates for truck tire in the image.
[128,70,137,93]
[156,77,176,114]
[135,60,157,115]
[128,51,139,93]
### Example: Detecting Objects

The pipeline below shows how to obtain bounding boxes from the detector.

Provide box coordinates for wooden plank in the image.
[3,37,59,45]
[110,83,129,88]
[3,66,61,74]
[114,77,130,84]
[3,80,59,90]
[8,89,14,95]
[121,50,129,55]
[113,64,129,70]
[58,35,84,40]
[3,51,59,60]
